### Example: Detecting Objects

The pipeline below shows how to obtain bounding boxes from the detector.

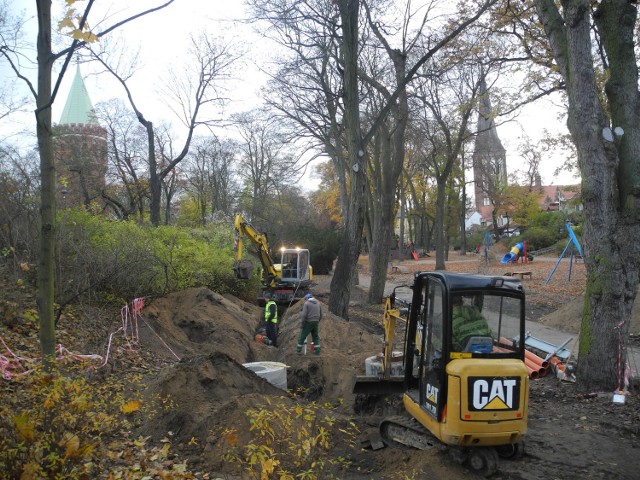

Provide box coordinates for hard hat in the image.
[304,293,312,299]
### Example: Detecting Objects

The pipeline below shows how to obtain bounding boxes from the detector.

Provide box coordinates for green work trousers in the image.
[296,321,320,354]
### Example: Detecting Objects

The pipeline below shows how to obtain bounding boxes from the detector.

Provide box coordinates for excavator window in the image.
[450,293,522,355]
[417,280,445,419]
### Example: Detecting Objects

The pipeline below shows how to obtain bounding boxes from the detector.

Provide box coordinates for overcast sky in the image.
[4,1,266,134]
[3,0,576,186]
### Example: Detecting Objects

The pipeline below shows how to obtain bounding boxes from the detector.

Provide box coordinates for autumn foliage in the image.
[0,363,197,479]
[220,396,360,479]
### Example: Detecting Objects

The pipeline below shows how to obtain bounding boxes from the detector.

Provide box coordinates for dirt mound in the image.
[140,283,384,403]
[139,353,284,448]
[142,287,264,362]
[538,294,640,336]
[136,284,386,475]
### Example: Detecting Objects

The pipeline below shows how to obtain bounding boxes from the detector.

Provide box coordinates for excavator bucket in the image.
[233,260,254,279]
[352,375,405,395]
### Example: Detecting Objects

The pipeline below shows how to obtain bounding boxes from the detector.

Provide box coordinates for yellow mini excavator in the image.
[354,271,528,477]
[233,213,312,305]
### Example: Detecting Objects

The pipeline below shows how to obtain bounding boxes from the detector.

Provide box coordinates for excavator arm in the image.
[233,214,278,286]
[353,287,411,395]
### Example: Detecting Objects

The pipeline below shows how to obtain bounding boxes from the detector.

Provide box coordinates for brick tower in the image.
[54,65,107,209]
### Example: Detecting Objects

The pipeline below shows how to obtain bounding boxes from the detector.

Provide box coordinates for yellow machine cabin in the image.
[354,271,528,476]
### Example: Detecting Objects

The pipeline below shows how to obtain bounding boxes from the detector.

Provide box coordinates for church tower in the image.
[54,65,107,209]
[472,79,507,225]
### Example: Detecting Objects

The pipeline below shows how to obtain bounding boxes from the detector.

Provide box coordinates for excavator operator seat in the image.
[463,336,494,353]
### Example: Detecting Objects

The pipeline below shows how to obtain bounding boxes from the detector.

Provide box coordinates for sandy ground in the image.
[130,255,640,479]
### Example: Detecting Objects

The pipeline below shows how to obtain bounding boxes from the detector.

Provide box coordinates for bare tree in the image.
[0,2,30,132]
[402,143,436,252]
[0,0,176,364]
[532,0,640,391]
[151,122,184,225]
[90,32,238,226]
[515,135,543,190]
[96,99,149,221]
[0,143,40,264]
[411,52,487,269]
[232,108,303,220]
[247,0,351,225]
[249,0,499,316]
[183,136,239,226]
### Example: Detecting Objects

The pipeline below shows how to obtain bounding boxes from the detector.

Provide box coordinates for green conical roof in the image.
[59,65,98,125]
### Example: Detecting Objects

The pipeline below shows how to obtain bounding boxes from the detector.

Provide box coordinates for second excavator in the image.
[233,213,312,305]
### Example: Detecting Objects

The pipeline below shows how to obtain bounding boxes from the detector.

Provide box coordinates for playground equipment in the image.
[545,223,583,285]
[484,231,491,261]
[501,242,526,264]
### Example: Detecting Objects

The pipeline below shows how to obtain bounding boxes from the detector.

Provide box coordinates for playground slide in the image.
[501,242,524,264]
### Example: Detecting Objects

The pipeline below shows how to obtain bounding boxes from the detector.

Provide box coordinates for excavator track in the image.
[379,415,439,451]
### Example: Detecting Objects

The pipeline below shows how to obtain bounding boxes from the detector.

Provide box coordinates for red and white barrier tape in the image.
[1,296,180,379]
[0,336,32,379]
[101,297,146,366]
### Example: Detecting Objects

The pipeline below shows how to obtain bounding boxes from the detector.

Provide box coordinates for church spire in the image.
[475,77,505,156]
[59,64,98,125]
[472,77,507,225]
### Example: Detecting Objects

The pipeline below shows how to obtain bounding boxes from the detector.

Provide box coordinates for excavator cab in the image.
[278,248,311,283]
[354,271,528,476]
[233,214,312,305]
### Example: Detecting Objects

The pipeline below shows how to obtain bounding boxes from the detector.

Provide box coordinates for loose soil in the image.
[3,255,640,479]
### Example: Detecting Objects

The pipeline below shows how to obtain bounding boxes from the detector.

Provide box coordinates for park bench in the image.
[388,263,410,274]
[504,271,532,280]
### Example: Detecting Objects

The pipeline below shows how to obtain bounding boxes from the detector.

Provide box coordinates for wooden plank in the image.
[512,271,532,279]
[504,271,532,279]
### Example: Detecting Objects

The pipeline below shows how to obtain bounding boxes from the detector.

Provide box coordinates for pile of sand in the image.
[136,285,384,474]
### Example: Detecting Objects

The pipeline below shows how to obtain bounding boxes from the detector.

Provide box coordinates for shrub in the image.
[220,397,359,479]
[0,365,193,479]
[54,210,256,303]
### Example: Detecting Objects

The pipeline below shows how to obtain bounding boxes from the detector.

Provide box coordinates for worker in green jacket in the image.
[264,292,279,347]
[451,295,492,351]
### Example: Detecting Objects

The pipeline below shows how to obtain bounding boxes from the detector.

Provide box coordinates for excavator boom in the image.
[233,213,312,305]
[234,214,278,283]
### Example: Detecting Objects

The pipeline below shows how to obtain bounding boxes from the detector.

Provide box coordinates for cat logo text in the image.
[467,376,521,411]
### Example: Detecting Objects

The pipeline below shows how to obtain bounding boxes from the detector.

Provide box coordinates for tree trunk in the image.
[536,0,640,391]
[35,0,56,368]
[146,122,161,226]
[365,47,409,304]
[460,165,468,255]
[434,177,447,270]
[367,125,401,303]
[367,191,396,303]
[329,0,365,320]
